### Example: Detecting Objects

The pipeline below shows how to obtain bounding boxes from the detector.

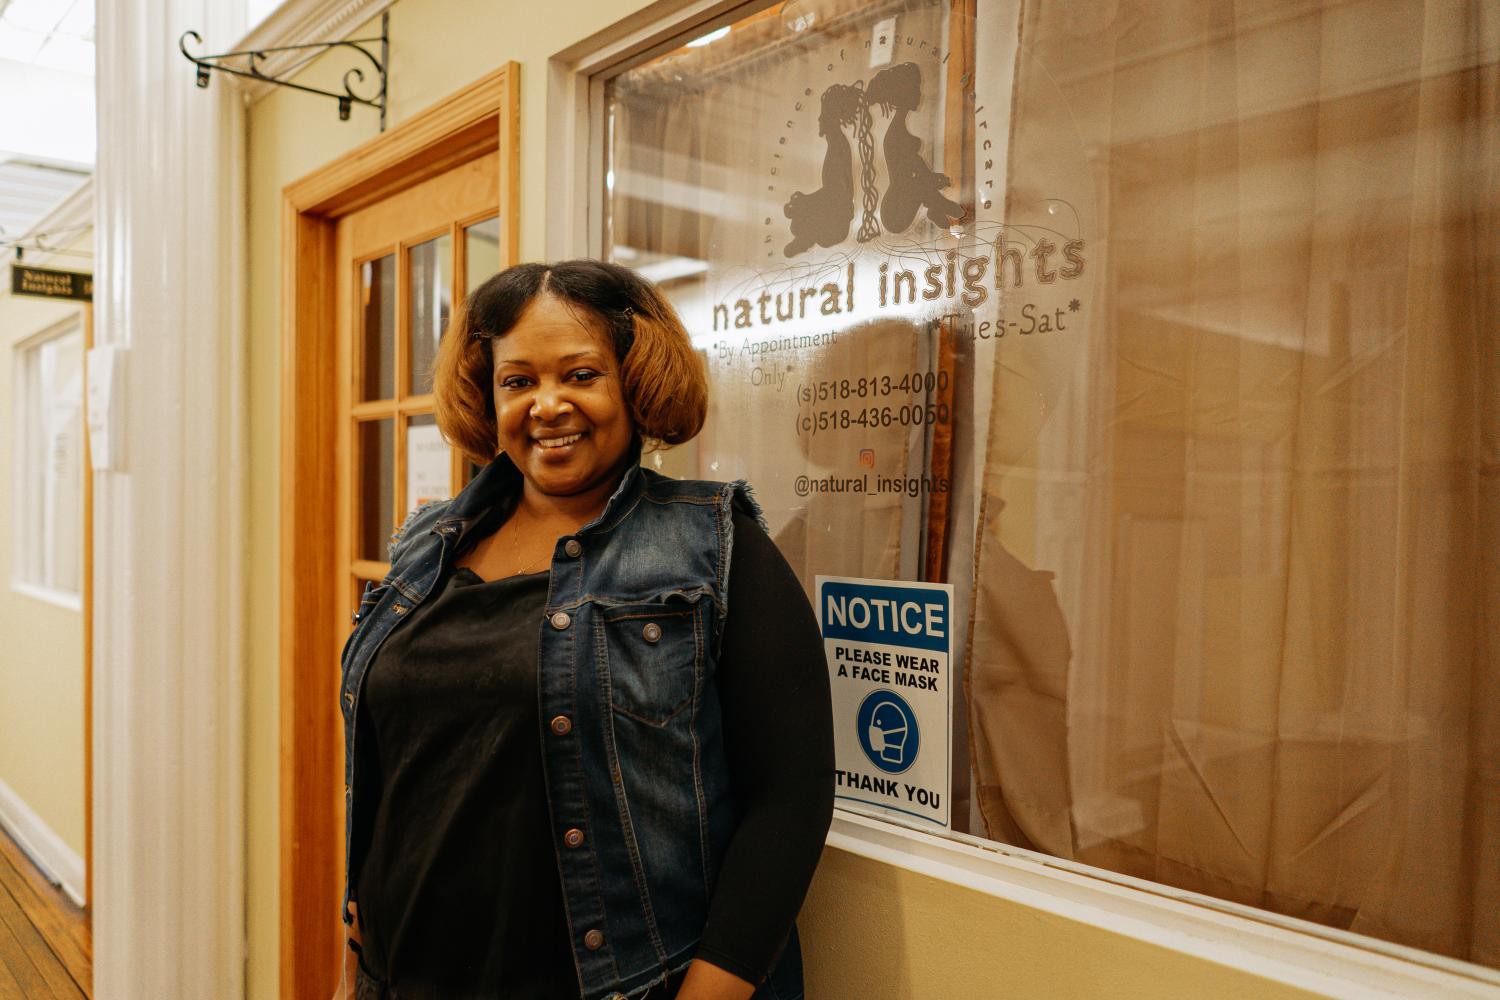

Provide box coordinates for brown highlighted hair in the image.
[433,259,708,464]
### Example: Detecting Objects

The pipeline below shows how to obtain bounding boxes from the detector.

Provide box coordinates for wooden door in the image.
[280,66,518,1000]
[321,146,500,992]
[335,153,499,616]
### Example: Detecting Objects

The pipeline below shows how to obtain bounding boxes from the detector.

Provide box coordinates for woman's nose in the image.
[528,382,574,420]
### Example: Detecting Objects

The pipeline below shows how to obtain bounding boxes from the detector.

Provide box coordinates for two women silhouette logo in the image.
[783,62,964,257]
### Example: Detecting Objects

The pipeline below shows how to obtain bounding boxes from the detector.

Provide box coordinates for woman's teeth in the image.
[536,433,584,449]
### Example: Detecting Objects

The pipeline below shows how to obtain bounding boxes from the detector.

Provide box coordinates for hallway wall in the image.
[0,287,87,886]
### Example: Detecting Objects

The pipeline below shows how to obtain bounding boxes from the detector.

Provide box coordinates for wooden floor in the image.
[0,828,90,998]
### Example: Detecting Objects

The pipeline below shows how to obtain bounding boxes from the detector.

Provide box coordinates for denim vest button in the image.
[563,827,585,848]
[584,928,605,950]
[564,538,582,558]
[550,715,573,736]
[550,611,571,630]
[642,622,662,643]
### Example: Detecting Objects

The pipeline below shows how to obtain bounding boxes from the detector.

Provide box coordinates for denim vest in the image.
[339,456,805,1000]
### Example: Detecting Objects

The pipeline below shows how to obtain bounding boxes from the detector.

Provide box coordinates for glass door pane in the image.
[464,216,502,293]
[408,234,451,395]
[357,417,394,562]
[360,255,396,401]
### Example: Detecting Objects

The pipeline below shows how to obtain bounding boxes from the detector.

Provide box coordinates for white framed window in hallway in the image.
[12,316,84,607]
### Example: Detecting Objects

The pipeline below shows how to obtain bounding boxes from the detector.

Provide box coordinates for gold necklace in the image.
[503,513,551,576]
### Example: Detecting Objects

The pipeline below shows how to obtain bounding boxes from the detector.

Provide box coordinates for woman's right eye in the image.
[499,375,532,390]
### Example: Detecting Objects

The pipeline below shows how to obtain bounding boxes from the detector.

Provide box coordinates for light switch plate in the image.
[86,344,124,471]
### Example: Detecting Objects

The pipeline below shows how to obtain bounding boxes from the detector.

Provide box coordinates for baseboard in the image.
[0,776,85,907]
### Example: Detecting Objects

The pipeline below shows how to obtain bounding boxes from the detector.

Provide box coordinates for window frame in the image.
[551,1,1500,995]
[11,313,85,611]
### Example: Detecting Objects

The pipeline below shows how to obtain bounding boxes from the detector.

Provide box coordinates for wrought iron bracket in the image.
[179,11,389,130]
[4,223,94,261]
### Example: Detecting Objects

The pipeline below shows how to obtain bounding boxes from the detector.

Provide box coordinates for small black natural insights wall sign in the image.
[11,264,93,302]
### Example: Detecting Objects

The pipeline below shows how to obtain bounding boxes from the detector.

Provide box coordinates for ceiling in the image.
[0,0,94,75]
[0,0,93,249]
[0,159,88,244]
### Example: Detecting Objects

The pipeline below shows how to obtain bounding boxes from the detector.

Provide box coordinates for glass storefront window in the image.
[603,0,1499,972]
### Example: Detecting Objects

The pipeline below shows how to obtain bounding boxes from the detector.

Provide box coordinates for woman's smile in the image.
[533,431,584,449]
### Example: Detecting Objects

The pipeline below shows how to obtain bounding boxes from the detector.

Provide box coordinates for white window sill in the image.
[10,580,83,613]
[828,809,1500,999]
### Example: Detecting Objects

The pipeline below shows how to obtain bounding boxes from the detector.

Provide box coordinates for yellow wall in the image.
[801,850,1320,999]
[0,284,87,862]
[243,3,1326,999]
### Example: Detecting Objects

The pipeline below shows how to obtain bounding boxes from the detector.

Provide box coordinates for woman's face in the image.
[491,294,635,501]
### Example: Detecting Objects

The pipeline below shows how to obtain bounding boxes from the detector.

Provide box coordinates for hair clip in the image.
[622,306,634,319]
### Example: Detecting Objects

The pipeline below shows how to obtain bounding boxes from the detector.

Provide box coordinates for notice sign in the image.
[817,576,952,828]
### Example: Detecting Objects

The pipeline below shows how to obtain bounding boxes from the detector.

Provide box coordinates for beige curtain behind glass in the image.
[969,0,1498,966]
[611,2,954,591]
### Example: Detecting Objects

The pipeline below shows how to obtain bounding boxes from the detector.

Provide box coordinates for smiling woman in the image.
[337,259,833,1000]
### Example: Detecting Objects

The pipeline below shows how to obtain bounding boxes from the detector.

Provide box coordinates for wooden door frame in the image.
[278,63,519,1000]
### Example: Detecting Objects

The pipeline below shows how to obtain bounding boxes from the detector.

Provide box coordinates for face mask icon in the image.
[868,701,908,765]
[857,689,919,774]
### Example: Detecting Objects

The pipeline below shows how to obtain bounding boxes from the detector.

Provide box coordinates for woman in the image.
[338,260,834,1000]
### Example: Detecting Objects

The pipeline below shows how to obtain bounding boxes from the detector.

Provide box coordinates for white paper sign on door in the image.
[405,422,451,512]
[817,575,953,828]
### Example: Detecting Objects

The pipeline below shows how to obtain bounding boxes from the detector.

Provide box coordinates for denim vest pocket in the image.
[599,599,703,727]
[354,580,388,617]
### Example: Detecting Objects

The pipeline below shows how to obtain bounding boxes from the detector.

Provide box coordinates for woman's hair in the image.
[433,259,708,464]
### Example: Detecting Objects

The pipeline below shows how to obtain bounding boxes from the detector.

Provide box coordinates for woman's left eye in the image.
[569,369,603,383]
